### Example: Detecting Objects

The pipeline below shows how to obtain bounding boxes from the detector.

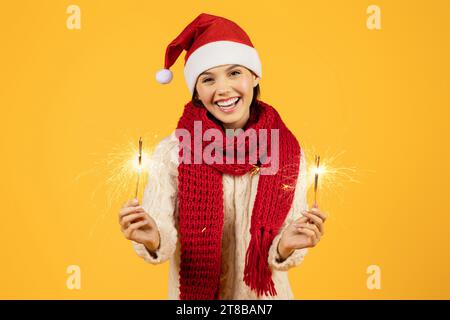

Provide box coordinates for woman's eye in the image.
[201,71,239,83]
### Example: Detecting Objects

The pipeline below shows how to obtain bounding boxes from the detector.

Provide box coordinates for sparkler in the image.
[313,155,320,208]
[265,144,363,228]
[72,132,159,240]
[135,137,143,199]
[303,148,362,210]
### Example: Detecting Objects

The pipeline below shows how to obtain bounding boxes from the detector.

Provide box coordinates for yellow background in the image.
[1,0,449,299]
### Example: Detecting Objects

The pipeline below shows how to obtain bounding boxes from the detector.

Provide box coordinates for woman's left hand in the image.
[277,208,327,260]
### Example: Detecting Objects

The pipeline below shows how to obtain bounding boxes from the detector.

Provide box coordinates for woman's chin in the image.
[215,111,242,123]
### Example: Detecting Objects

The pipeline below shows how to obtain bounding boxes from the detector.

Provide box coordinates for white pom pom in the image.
[155,68,173,84]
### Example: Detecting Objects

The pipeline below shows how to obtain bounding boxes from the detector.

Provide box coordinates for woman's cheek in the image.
[198,87,212,107]
[237,80,252,98]
[204,88,215,103]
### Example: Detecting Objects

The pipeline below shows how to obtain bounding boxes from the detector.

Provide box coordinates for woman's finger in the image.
[296,227,317,246]
[121,198,139,209]
[307,208,327,222]
[305,223,321,241]
[123,220,149,240]
[303,213,324,235]
[119,206,145,219]
[120,212,146,228]
[294,216,308,226]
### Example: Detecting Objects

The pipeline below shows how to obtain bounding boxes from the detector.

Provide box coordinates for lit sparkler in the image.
[88,133,156,208]
[313,155,320,208]
[102,134,153,206]
[71,133,161,240]
[135,137,143,199]
[304,148,361,209]
[276,146,360,207]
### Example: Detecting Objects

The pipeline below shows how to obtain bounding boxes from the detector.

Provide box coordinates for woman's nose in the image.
[216,88,231,95]
[215,78,232,93]
[215,86,232,96]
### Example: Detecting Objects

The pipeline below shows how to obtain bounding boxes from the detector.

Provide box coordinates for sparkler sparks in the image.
[103,136,153,207]
[71,133,160,241]
[273,146,361,208]
[305,148,360,207]
[107,134,156,221]
[74,133,160,212]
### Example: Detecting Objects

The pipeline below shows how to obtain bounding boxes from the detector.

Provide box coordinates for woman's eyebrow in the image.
[200,64,241,76]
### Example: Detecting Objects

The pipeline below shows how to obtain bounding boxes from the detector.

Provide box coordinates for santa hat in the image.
[155,13,262,94]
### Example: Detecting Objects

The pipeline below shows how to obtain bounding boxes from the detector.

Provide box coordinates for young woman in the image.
[118,13,327,300]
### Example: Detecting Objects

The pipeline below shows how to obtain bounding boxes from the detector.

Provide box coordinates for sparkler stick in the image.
[313,155,320,208]
[135,137,142,199]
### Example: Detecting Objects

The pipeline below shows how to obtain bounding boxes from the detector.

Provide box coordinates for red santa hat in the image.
[155,13,262,94]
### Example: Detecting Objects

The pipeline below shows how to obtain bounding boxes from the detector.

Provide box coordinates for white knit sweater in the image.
[132,132,309,299]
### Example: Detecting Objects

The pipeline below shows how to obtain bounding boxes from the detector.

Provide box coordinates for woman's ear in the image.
[253,74,260,87]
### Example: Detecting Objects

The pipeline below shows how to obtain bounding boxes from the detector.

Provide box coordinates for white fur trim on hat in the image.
[183,41,262,94]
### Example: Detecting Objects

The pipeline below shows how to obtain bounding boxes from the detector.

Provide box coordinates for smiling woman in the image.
[192,64,261,130]
[120,12,327,300]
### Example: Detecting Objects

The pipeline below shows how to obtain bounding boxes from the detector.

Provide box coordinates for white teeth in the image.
[216,97,239,107]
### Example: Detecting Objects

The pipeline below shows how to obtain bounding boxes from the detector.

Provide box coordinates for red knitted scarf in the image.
[175,99,301,299]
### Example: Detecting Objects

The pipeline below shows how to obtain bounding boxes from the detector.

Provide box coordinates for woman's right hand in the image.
[119,199,160,252]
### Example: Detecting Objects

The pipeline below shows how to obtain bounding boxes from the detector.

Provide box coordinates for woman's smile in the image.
[214,97,241,113]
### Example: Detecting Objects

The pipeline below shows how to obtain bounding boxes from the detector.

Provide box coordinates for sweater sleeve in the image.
[132,133,179,264]
[268,147,309,271]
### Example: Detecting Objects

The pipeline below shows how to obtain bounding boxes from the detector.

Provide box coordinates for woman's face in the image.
[195,64,260,130]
